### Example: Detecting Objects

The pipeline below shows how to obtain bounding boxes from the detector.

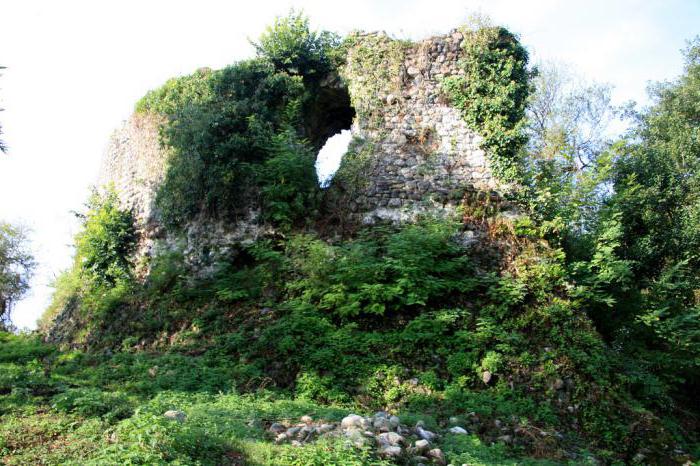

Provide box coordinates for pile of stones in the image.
[267,411,472,464]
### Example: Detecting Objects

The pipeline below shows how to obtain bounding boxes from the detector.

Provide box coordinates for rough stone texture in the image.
[98,113,169,228]
[96,29,506,267]
[97,113,170,269]
[97,114,267,273]
[331,30,507,224]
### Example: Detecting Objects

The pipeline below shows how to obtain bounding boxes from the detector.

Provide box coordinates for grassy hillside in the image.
[4,13,700,465]
[1,331,586,465]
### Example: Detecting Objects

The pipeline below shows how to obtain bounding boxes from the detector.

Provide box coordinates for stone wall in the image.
[98,113,267,272]
[98,113,169,227]
[332,30,505,224]
[96,28,507,265]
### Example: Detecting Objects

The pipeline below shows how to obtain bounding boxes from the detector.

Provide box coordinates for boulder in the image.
[416,425,437,441]
[318,423,335,433]
[341,414,365,430]
[163,410,186,422]
[414,439,430,452]
[378,431,404,446]
[389,415,401,429]
[380,445,402,458]
[268,422,286,434]
[427,448,446,465]
[374,416,392,432]
[344,428,370,448]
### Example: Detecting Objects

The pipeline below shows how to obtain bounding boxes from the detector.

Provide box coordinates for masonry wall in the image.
[98,113,169,227]
[96,29,506,265]
[98,113,266,272]
[332,30,504,224]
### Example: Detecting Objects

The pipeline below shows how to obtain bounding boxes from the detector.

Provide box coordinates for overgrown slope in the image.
[14,13,700,466]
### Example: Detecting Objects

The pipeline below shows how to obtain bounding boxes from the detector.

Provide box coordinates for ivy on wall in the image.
[442,26,530,185]
[341,33,408,128]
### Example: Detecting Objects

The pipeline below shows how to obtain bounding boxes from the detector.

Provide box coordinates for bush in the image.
[75,188,136,286]
[273,438,390,466]
[287,219,476,318]
[51,388,134,422]
[252,10,342,80]
[151,59,320,228]
[135,68,215,115]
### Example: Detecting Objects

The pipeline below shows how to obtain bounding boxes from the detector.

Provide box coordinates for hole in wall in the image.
[316,129,352,187]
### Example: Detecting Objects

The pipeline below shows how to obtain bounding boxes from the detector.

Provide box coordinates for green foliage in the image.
[443,23,530,183]
[134,12,347,230]
[252,10,342,80]
[148,58,321,229]
[51,388,134,422]
[153,59,306,227]
[38,266,81,332]
[523,62,616,232]
[29,18,700,465]
[135,68,215,115]
[75,188,136,286]
[568,214,635,336]
[259,131,320,226]
[585,38,700,395]
[273,438,389,466]
[637,261,700,364]
[441,433,567,465]
[288,220,476,318]
[341,33,406,126]
[0,221,35,327]
[39,188,136,334]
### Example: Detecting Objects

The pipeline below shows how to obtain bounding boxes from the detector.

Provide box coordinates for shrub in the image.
[151,59,320,228]
[75,188,136,286]
[135,68,215,115]
[51,388,134,422]
[252,10,342,80]
[273,438,390,466]
[287,219,477,318]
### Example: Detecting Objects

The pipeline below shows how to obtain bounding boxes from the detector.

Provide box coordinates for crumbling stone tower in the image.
[97,29,508,266]
[330,30,504,224]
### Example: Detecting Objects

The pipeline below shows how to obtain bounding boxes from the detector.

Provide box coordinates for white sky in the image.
[1,0,698,330]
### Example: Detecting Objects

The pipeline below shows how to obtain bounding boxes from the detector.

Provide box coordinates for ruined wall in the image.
[332,30,505,224]
[98,113,169,228]
[98,113,267,272]
[96,29,507,267]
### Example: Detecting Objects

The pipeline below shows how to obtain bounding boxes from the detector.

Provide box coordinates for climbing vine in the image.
[442,25,530,184]
[341,33,408,128]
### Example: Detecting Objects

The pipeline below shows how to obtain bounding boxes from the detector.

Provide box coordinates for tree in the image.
[252,10,341,80]
[0,65,7,154]
[0,221,35,327]
[527,62,615,170]
[589,37,700,391]
[523,62,618,242]
[612,37,700,279]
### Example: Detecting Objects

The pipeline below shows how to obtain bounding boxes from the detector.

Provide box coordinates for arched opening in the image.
[316,129,352,187]
[305,78,355,151]
[305,76,355,188]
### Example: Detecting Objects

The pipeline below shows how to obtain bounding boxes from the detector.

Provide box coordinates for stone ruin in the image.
[331,30,503,224]
[96,29,509,268]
